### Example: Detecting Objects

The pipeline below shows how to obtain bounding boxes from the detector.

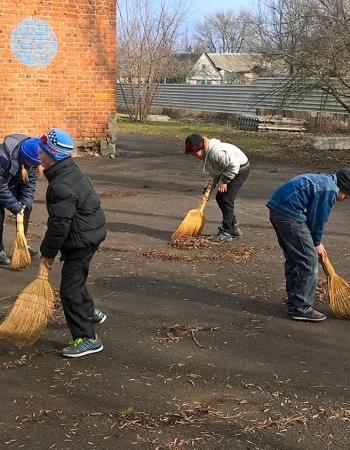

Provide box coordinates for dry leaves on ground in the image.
[144,243,254,263]
[98,189,139,199]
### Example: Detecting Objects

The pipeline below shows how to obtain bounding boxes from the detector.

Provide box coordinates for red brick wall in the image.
[0,0,116,140]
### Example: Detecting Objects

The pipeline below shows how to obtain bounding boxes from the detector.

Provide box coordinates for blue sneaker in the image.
[0,250,11,265]
[61,336,103,358]
[91,308,107,324]
[27,245,40,257]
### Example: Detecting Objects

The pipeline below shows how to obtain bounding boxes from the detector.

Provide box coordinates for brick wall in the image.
[0,0,116,140]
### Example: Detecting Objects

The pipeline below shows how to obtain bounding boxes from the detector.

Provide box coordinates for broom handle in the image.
[16,214,25,234]
[37,262,50,281]
[198,178,215,213]
[322,254,336,277]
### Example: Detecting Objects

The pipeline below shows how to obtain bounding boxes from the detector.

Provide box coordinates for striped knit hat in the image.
[39,128,74,161]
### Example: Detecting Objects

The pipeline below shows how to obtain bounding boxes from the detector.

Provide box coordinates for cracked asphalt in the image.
[0,133,349,450]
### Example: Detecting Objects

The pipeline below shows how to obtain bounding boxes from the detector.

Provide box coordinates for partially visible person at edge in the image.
[184,134,250,242]
[38,129,107,358]
[0,134,42,265]
[267,169,350,322]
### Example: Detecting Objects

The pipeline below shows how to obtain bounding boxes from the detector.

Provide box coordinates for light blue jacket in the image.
[267,173,338,246]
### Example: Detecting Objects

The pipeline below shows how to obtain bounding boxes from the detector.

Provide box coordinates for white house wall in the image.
[190,54,222,84]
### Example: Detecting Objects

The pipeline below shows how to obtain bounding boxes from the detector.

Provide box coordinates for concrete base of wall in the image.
[311,137,350,150]
[73,139,117,157]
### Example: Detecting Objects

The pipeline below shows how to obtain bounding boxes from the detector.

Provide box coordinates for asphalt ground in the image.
[0,133,350,450]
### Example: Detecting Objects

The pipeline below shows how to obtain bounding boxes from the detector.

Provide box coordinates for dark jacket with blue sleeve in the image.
[0,134,38,214]
[266,173,338,246]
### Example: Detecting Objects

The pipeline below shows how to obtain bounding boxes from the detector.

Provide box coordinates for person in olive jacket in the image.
[0,134,42,265]
[38,128,107,358]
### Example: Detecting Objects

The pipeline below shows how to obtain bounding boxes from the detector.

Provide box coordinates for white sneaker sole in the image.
[292,316,327,322]
[62,344,104,358]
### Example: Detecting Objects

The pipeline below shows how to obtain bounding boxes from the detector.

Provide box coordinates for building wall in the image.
[190,54,221,84]
[0,0,116,140]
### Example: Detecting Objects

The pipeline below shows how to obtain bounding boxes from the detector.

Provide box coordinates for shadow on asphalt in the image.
[106,221,171,241]
[94,273,283,320]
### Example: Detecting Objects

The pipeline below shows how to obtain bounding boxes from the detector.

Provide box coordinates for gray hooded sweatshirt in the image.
[203,138,249,188]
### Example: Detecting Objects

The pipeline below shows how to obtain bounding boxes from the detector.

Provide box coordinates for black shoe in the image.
[287,307,296,315]
[208,231,233,243]
[292,309,327,322]
[231,222,243,237]
[232,227,243,237]
[0,250,11,265]
[27,245,40,257]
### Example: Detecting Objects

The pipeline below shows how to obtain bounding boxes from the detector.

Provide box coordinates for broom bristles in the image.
[12,229,31,270]
[0,264,55,346]
[172,179,214,240]
[322,256,350,319]
[328,276,350,318]
[172,209,205,240]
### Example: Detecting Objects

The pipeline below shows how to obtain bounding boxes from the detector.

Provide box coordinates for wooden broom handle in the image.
[198,178,215,213]
[37,262,50,281]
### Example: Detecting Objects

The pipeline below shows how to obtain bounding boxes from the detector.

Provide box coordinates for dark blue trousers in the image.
[269,209,318,314]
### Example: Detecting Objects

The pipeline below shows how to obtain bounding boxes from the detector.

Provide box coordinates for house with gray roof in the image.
[172,52,286,84]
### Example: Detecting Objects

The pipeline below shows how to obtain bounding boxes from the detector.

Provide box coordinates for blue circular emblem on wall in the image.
[10,18,58,68]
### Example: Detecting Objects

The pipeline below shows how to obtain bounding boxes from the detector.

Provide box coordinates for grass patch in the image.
[117,117,285,156]
[117,117,350,171]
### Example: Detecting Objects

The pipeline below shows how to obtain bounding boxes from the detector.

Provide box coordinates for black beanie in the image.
[336,168,350,195]
[185,134,204,154]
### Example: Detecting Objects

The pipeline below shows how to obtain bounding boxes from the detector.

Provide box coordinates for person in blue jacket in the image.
[0,134,41,265]
[267,169,350,322]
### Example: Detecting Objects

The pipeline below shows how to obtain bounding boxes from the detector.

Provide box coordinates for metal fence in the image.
[117,78,350,116]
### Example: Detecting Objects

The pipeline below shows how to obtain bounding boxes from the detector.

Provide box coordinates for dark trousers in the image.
[216,169,249,233]
[269,209,317,314]
[60,252,96,340]
[0,205,31,251]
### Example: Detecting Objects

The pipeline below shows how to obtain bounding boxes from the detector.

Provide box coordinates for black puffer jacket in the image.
[40,157,106,260]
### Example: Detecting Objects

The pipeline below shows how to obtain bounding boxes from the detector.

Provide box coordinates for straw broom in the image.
[322,254,350,319]
[11,213,31,270]
[0,263,55,346]
[172,178,215,240]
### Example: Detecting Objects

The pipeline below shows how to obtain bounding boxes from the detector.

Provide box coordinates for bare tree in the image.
[193,10,254,53]
[252,0,350,113]
[252,0,312,73]
[118,0,189,121]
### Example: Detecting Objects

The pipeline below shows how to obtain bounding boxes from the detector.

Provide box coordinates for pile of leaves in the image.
[170,236,214,250]
[316,278,329,302]
[143,244,254,263]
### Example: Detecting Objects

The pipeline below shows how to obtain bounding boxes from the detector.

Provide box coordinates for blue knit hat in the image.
[39,128,74,161]
[20,138,41,166]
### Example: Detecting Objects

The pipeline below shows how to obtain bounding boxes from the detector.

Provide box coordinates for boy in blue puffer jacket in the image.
[0,134,41,265]
[267,169,350,322]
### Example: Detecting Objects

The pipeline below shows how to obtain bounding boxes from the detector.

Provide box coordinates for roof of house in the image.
[174,52,203,65]
[207,53,264,73]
